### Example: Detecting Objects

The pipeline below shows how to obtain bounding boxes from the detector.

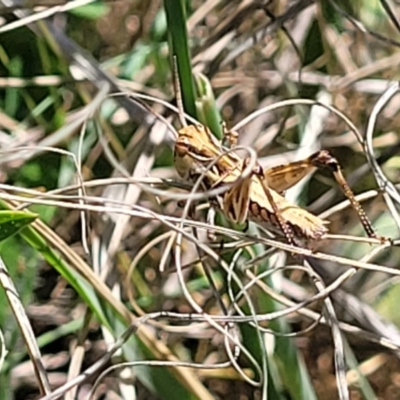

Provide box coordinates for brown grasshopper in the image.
[173,120,387,246]
[172,72,382,247]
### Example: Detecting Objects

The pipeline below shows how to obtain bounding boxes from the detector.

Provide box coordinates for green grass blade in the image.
[0,211,37,242]
[194,72,222,138]
[0,200,110,328]
[164,0,197,118]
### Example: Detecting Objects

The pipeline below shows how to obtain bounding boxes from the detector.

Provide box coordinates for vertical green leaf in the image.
[164,0,197,118]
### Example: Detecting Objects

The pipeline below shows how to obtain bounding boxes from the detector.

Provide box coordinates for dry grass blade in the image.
[0,257,51,395]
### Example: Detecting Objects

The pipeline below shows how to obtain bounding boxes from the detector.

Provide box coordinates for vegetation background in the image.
[1,0,400,399]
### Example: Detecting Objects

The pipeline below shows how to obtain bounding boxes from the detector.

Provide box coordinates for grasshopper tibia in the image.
[308,150,384,241]
[223,155,297,246]
[253,162,296,246]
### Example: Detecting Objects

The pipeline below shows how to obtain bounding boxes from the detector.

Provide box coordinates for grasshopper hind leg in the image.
[249,161,298,247]
[263,149,387,243]
[309,150,386,242]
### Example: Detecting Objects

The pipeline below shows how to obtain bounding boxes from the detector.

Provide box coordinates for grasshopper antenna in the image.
[172,56,187,128]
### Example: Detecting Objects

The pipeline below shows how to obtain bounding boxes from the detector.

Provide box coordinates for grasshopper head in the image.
[174,125,221,179]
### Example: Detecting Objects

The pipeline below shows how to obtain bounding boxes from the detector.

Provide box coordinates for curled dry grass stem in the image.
[227,261,325,336]
[173,174,265,386]
[140,291,400,352]
[89,359,234,400]
[36,324,139,400]
[0,187,393,274]
[125,230,175,316]
[234,267,356,328]
[232,98,363,144]
[364,82,400,232]
[134,308,400,363]
[172,237,264,387]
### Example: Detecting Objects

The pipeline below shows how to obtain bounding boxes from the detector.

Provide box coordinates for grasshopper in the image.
[172,75,382,246]
[173,121,386,246]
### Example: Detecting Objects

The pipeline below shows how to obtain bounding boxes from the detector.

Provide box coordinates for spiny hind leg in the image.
[221,156,296,245]
[217,125,307,246]
[251,161,297,246]
[309,150,385,242]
